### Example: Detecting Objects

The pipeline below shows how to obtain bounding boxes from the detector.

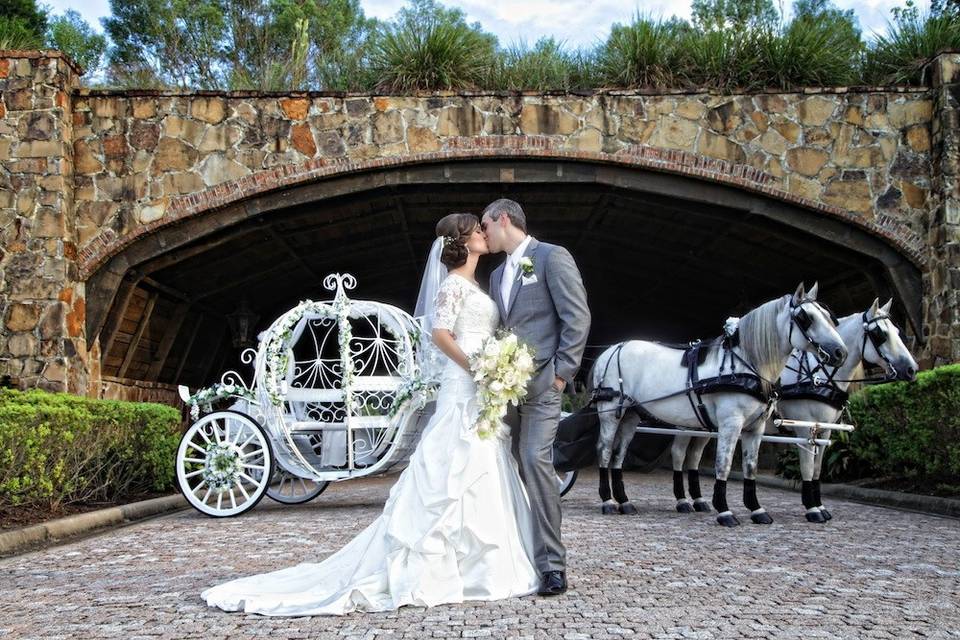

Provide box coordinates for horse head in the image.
[862,298,918,382]
[788,282,847,367]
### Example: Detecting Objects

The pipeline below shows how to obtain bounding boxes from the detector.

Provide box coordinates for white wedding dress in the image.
[201,273,541,616]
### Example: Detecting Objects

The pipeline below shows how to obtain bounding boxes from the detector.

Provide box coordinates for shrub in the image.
[0,389,182,510]
[846,363,960,478]
[777,364,960,483]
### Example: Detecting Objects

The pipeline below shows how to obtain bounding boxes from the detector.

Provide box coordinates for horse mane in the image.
[847,361,865,394]
[737,295,789,396]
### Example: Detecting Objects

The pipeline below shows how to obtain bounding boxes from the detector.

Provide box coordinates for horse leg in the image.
[741,427,773,524]
[597,410,620,515]
[612,421,637,515]
[797,429,826,523]
[685,436,712,512]
[712,421,742,527]
[671,436,694,513]
[813,437,831,521]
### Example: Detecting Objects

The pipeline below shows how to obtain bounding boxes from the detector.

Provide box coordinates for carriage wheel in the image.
[176,410,273,517]
[267,466,330,504]
[557,470,578,497]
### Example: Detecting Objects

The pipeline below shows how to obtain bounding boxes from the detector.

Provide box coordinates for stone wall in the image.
[926,53,960,365]
[0,51,88,393]
[72,87,931,268]
[1,49,958,395]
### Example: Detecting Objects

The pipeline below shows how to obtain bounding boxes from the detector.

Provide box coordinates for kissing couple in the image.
[202,198,591,616]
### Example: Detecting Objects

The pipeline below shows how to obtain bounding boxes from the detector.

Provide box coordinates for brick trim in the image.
[77,139,925,278]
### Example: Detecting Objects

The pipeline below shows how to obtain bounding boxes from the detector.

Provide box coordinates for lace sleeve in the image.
[432,277,465,332]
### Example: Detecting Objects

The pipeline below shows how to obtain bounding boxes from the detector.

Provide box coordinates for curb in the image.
[0,494,188,557]
[704,467,960,518]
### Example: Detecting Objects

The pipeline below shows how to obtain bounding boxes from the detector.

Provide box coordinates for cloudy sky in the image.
[48,0,929,48]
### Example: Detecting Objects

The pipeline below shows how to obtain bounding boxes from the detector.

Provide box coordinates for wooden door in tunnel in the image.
[86,159,922,390]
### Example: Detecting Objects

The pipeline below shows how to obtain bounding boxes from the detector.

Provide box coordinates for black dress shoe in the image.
[537,570,567,596]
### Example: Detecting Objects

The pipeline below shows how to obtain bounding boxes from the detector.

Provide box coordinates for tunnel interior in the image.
[89,159,917,390]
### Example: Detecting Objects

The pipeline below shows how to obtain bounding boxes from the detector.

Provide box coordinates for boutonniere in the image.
[518,257,534,276]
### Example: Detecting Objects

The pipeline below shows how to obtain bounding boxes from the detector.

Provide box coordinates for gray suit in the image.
[490,237,590,573]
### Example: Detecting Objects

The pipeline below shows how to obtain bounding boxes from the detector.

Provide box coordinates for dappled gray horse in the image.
[671,298,918,522]
[591,283,847,527]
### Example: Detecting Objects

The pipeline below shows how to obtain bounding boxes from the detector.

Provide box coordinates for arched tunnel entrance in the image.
[85,158,922,391]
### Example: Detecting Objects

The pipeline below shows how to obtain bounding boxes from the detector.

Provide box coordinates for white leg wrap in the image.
[751,508,767,515]
[717,510,734,518]
[806,507,821,515]
[694,497,710,504]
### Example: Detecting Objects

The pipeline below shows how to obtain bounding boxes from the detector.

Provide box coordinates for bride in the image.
[201,213,541,616]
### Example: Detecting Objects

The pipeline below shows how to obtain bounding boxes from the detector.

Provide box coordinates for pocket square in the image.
[521,274,538,285]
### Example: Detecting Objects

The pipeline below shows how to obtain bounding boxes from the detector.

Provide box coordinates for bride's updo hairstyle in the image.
[435,213,478,269]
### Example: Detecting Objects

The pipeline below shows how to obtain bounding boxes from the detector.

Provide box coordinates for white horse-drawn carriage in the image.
[175,273,575,518]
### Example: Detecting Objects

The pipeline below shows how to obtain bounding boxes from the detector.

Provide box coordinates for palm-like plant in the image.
[864,6,960,85]
[492,38,594,91]
[370,9,495,92]
[595,15,688,89]
[758,11,864,89]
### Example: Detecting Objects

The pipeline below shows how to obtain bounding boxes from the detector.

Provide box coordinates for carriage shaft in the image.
[773,418,855,432]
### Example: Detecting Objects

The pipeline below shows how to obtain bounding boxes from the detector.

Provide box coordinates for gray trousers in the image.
[508,385,566,573]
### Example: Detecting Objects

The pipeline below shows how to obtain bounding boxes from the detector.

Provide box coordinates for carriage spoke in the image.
[239,472,260,485]
[201,487,212,504]
[298,478,308,495]
[229,488,237,509]
[236,481,251,501]
[243,463,266,471]
[183,469,203,479]
[216,492,223,510]
[238,434,256,450]
[183,457,205,464]
[213,419,223,444]
[187,441,206,455]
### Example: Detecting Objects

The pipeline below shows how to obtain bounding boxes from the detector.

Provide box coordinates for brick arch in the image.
[77,136,925,280]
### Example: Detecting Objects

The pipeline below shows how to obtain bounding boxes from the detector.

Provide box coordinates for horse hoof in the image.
[693,500,712,513]
[716,512,740,527]
[805,510,826,523]
[820,507,833,521]
[750,511,774,525]
[676,501,694,513]
[601,503,619,515]
[619,502,638,515]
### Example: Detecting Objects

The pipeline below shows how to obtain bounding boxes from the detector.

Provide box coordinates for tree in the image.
[101,0,375,90]
[47,10,108,74]
[691,0,780,32]
[931,0,960,16]
[0,0,48,49]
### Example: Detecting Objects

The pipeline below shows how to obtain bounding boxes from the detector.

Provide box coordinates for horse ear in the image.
[808,281,819,300]
[792,282,805,304]
[881,298,894,314]
[869,297,879,317]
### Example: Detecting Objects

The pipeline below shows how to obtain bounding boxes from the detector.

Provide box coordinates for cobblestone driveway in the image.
[2,470,958,639]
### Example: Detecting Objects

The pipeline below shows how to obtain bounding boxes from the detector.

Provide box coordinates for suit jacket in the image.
[489,238,591,397]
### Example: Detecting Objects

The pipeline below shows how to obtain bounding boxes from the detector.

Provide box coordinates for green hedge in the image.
[0,389,182,510]
[846,364,960,479]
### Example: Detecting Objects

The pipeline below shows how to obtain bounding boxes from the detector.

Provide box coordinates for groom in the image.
[482,198,591,596]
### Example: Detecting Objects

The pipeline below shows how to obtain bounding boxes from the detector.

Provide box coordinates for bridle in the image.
[861,310,899,379]
[788,297,839,363]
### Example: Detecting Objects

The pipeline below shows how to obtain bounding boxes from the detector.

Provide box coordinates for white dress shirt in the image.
[500,235,533,311]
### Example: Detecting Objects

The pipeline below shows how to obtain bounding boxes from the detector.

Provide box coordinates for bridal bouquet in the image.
[469,331,536,439]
